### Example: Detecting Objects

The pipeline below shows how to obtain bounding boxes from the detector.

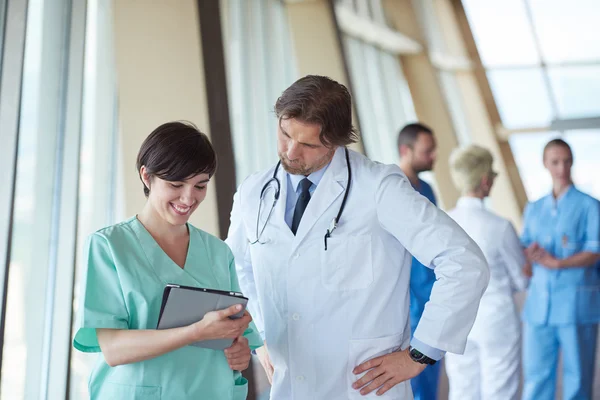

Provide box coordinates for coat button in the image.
[293,252,299,259]
[296,375,305,382]
[292,313,300,321]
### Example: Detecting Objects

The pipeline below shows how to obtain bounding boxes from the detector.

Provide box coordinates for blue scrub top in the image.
[409,179,437,332]
[521,186,600,325]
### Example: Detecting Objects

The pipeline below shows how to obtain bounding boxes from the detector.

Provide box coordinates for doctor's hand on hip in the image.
[256,341,274,384]
[352,348,427,396]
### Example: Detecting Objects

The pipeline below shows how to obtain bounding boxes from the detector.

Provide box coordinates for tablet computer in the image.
[156,283,248,350]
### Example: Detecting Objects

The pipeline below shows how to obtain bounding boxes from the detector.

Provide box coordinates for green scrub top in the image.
[73,217,262,399]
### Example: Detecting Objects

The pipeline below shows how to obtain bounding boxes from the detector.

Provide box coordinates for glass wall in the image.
[464,0,600,126]
[336,0,418,165]
[1,0,77,397]
[344,35,417,164]
[0,0,118,398]
[510,130,600,200]
[222,0,298,184]
[69,0,120,397]
[337,0,434,185]
[412,0,473,147]
[463,0,600,201]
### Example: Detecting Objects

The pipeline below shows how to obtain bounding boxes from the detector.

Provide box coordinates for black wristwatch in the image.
[408,346,437,365]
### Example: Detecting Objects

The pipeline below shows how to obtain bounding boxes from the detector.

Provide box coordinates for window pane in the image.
[508,132,561,200]
[439,71,471,145]
[548,66,600,119]
[510,130,600,201]
[529,0,600,63]
[343,35,417,165]
[69,0,119,397]
[462,0,539,67]
[487,68,554,129]
[1,1,54,398]
[224,0,297,184]
[564,130,600,198]
[0,1,6,71]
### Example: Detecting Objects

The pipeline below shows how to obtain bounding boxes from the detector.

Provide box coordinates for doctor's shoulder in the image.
[351,151,408,183]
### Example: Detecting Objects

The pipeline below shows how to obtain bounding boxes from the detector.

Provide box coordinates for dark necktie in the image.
[291,178,312,235]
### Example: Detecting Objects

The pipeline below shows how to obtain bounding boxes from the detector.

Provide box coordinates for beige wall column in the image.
[447,0,529,222]
[384,0,460,210]
[384,0,527,228]
[284,0,364,153]
[112,0,219,235]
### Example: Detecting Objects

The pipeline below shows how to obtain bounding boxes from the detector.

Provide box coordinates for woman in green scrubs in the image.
[73,121,262,399]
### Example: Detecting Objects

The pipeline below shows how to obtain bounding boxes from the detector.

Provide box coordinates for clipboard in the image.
[156,283,248,350]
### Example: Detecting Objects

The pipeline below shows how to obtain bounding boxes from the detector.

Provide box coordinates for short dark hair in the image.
[274,75,358,147]
[136,121,217,197]
[397,122,434,149]
[543,138,573,161]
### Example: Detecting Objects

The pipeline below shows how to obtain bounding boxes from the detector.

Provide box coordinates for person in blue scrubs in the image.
[521,138,600,400]
[73,122,262,399]
[398,123,441,400]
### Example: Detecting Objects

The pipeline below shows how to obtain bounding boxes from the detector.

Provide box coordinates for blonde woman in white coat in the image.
[445,145,528,400]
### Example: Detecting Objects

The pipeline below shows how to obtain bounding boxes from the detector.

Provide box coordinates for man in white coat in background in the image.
[445,145,529,400]
[226,75,490,400]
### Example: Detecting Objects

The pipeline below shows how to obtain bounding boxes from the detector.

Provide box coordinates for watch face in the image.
[410,347,435,365]
[410,348,424,361]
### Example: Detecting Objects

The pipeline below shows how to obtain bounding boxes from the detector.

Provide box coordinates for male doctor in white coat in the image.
[226,75,489,400]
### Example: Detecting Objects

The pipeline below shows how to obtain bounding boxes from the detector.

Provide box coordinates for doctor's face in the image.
[277,118,336,176]
[141,166,210,226]
[543,145,572,186]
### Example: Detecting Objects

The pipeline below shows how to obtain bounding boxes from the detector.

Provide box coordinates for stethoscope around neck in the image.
[251,147,352,250]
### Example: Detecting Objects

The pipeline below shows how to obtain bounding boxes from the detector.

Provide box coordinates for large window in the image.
[222,0,298,184]
[69,0,120,398]
[1,1,77,398]
[337,0,441,191]
[0,0,119,398]
[343,35,417,164]
[510,130,600,200]
[463,0,600,127]
[463,0,600,201]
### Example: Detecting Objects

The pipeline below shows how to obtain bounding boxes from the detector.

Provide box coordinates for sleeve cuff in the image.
[582,241,600,253]
[410,337,446,361]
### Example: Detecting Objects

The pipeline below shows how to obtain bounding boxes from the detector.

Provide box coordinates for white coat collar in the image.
[456,196,485,209]
[288,146,349,251]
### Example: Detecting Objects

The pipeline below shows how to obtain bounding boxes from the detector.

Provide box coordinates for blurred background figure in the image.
[397,123,441,400]
[445,145,528,400]
[520,139,600,400]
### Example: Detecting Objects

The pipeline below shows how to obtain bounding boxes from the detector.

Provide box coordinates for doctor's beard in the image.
[278,147,336,176]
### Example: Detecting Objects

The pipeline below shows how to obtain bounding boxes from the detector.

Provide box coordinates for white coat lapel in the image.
[292,147,348,250]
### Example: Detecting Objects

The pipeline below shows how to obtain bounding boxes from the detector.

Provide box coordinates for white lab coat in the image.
[226,148,489,400]
[445,197,528,400]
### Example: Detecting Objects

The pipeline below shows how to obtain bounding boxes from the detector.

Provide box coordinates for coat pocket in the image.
[321,235,374,291]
